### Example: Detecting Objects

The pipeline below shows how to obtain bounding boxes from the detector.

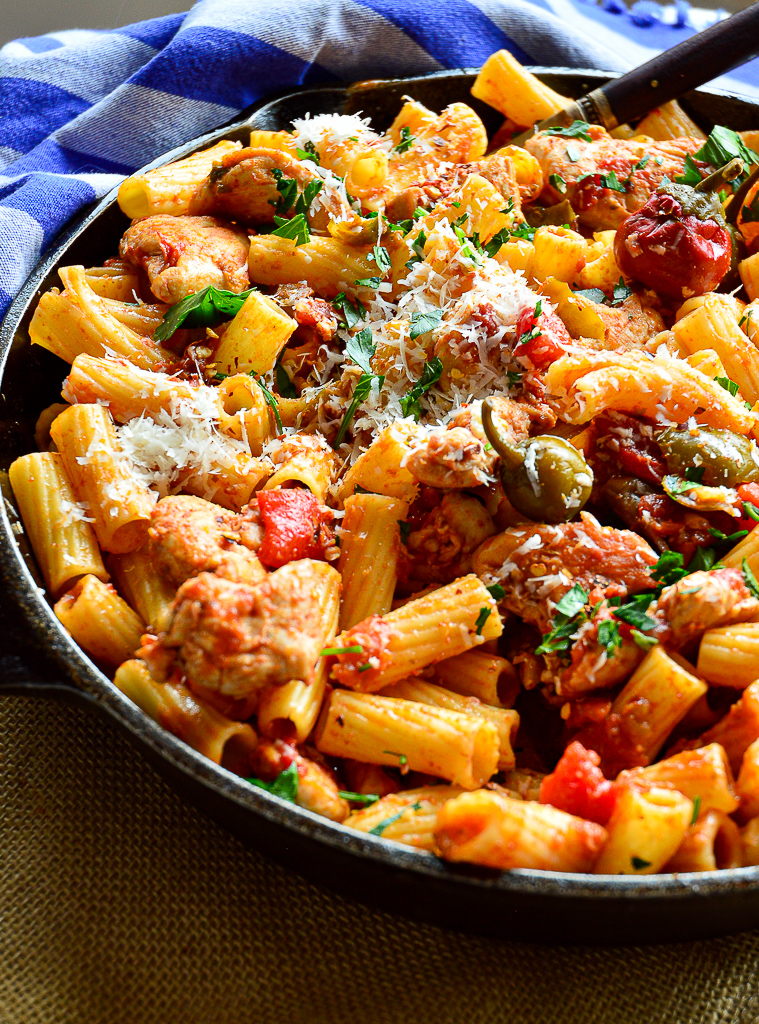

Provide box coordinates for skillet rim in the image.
[3,66,759,913]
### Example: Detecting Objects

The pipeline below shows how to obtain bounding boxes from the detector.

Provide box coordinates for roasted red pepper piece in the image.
[539,740,617,825]
[515,305,571,369]
[257,489,329,568]
[614,180,732,300]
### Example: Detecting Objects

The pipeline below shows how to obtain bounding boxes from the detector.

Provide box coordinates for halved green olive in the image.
[482,397,594,523]
[658,427,759,487]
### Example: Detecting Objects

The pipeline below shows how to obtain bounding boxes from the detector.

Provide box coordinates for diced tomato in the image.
[737,483,759,531]
[516,306,570,369]
[539,741,617,825]
[257,489,330,568]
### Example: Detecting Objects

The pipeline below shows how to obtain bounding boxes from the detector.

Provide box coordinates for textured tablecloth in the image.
[0,693,758,1024]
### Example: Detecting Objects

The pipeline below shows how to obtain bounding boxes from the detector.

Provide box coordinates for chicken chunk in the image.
[191,147,322,224]
[161,560,341,698]
[385,153,521,223]
[525,126,702,230]
[653,568,759,648]
[472,512,658,632]
[406,491,496,584]
[120,214,250,304]
[149,495,264,587]
[251,738,349,822]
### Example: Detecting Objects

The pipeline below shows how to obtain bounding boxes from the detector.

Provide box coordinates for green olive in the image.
[481,397,594,523]
[658,427,759,487]
[603,476,654,528]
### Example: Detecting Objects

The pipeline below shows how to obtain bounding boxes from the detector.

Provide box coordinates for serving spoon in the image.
[513,2,759,144]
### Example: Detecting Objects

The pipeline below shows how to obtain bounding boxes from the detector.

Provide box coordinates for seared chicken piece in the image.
[149,495,264,587]
[525,126,702,230]
[251,737,349,822]
[473,512,658,633]
[273,282,340,342]
[385,153,521,222]
[653,568,759,648]
[191,147,322,224]
[120,214,250,303]
[161,560,341,698]
[406,491,496,584]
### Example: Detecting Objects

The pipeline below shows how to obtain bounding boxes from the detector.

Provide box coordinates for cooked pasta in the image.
[14,53,759,880]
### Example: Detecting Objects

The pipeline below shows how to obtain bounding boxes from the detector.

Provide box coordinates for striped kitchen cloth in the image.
[0,0,753,318]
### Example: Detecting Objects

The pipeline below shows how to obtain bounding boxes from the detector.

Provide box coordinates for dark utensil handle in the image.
[599,4,759,127]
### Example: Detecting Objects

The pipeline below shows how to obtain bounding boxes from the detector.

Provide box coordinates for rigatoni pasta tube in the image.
[470,50,566,124]
[594,785,693,875]
[117,140,242,219]
[700,681,759,773]
[247,236,376,294]
[697,623,759,688]
[50,403,154,554]
[108,547,176,634]
[634,101,706,141]
[601,646,707,774]
[114,660,257,773]
[673,296,759,405]
[338,422,425,502]
[664,811,742,872]
[55,575,144,668]
[264,435,338,502]
[30,266,168,369]
[211,291,296,375]
[434,791,607,872]
[381,679,519,771]
[63,354,198,424]
[337,493,408,630]
[329,574,502,692]
[8,452,107,597]
[433,649,520,709]
[736,737,759,821]
[618,744,738,816]
[314,690,500,789]
[345,786,464,852]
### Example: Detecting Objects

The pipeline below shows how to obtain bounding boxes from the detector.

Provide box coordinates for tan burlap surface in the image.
[0,696,758,1024]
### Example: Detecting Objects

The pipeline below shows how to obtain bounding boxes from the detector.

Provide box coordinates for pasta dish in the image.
[12,52,759,876]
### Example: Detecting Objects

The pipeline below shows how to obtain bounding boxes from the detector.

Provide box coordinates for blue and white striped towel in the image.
[1,0,756,319]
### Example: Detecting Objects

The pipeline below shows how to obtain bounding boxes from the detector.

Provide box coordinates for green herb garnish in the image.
[368,801,421,835]
[154,285,257,343]
[399,356,443,420]
[247,761,299,802]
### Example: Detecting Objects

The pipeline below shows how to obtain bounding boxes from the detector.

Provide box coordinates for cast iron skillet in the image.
[3,69,759,947]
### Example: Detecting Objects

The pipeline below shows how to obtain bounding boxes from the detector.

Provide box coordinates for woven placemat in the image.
[0,695,758,1024]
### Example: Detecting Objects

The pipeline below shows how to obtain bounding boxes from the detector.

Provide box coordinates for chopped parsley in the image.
[395,125,415,154]
[409,309,444,340]
[742,193,759,223]
[320,645,364,656]
[355,276,382,289]
[597,619,622,658]
[345,326,376,374]
[549,173,567,194]
[543,120,593,142]
[715,375,740,397]
[250,372,283,434]
[693,125,759,179]
[271,212,310,245]
[474,607,492,635]
[576,170,627,193]
[333,371,383,448]
[331,292,366,330]
[368,801,422,835]
[631,629,659,651]
[743,558,759,598]
[486,583,505,601]
[675,153,702,186]
[154,285,257,342]
[631,856,651,870]
[744,502,759,522]
[383,750,408,765]
[399,356,443,420]
[247,761,299,802]
[275,360,298,399]
[269,168,298,215]
[338,791,380,806]
[565,144,581,163]
[296,140,320,164]
[369,244,392,275]
[691,795,701,825]
[575,278,631,308]
[535,584,589,657]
